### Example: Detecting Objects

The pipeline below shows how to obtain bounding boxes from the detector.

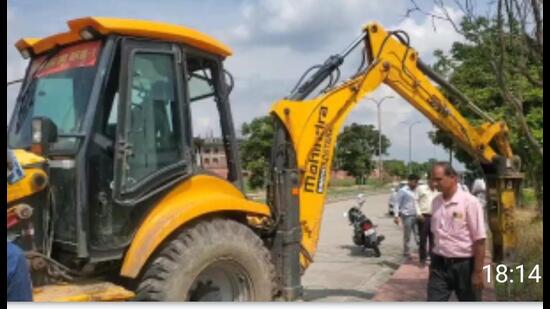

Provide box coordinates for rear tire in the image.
[135,218,276,301]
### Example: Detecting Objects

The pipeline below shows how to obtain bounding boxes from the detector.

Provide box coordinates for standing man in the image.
[471,177,488,224]
[416,174,440,266]
[393,174,420,259]
[428,162,486,301]
[457,174,470,193]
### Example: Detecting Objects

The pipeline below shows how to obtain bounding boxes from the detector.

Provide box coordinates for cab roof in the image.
[15,17,233,58]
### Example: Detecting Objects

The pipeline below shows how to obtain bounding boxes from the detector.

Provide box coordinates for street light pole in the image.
[429,129,437,160]
[401,120,422,175]
[367,96,394,180]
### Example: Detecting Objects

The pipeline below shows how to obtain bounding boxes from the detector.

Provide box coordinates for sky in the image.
[6,0,478,170]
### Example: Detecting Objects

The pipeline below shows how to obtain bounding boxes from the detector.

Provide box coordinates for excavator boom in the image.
[268,22,523,300]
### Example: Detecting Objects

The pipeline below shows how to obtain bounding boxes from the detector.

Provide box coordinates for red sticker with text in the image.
[35,41,101,78]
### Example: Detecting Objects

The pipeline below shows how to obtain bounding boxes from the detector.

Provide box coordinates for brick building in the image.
[195,137,229,178]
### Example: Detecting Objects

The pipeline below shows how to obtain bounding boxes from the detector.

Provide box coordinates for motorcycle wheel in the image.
[372,243,381,257]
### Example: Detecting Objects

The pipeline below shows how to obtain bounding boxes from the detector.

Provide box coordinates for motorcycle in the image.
[344,194,385,257]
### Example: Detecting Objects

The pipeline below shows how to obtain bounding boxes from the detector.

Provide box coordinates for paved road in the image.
[302,192,417,302]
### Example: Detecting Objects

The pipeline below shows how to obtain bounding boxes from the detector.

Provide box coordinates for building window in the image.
[204,158,210,165]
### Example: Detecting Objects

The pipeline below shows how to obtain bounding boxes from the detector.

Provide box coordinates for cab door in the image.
[113,39,191,203]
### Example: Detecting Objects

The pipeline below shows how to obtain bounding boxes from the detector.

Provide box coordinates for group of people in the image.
[393,162,487,301]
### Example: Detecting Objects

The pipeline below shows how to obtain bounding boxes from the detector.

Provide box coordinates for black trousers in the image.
[418,214,433,261]
[427,254,482,301]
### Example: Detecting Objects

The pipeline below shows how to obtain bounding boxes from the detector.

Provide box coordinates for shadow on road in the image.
[339,245,382,258]
[303,288,376,301]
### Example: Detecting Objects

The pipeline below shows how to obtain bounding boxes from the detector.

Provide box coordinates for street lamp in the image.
[400,120,422,175]
[366,95,394,180]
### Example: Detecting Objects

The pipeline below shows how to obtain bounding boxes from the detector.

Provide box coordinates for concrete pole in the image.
[367,96,394,180]
[406,121,421,175]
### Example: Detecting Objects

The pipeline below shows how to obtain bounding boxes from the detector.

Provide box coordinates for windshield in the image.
[8,41,102,150]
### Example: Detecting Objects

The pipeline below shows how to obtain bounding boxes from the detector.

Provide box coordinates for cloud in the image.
[223,2,465,167]
[227,0,407,52]
[5,1,465,169]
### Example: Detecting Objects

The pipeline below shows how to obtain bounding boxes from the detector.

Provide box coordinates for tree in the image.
[240,116,274,189]
[384,159,436,179]
[428,130,482,173]
[384,160,408,178]
[407,0,543,210]
[409,161,435,179]
[335,123,391,184]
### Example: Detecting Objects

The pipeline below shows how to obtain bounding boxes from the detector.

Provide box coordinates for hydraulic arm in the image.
[268,22,523,300]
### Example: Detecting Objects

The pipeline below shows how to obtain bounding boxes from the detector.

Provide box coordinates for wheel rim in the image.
[188,259,254,301]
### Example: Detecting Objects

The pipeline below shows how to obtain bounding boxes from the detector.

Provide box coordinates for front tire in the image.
[135,218,276,301]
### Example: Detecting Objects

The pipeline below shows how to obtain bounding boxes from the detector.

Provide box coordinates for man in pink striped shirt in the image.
[427,162,486,301]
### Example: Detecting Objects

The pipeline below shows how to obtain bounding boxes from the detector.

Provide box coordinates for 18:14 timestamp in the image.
[483,264,542,283]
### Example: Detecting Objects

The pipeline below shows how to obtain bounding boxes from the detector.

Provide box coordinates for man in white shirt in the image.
[394,174,420,258]
[457,174,470,193]
[416,176,440,265]
[471,177,487,223]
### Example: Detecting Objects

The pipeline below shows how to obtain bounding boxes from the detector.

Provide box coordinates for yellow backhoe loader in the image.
[7,17,523,302]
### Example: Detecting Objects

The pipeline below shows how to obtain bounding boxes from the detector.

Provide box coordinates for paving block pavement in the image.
[372,253,496,301]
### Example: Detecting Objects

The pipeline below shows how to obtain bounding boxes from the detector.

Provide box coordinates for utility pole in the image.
[449,141,453,167]
[367,96,394,180]
[401,120,422,175]
[429,128,437,160]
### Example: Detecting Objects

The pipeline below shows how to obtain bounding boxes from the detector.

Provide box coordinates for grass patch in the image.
[327,185,369,200]
[366,178,387,189]
[521,188,536,208]
[244,176,393,203]
[328,178,356,187]
[326,179,392,202]
[495,208,543,301]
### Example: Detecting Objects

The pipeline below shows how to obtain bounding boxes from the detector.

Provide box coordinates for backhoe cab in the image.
[9,17,273,301]
[7,17,523,302]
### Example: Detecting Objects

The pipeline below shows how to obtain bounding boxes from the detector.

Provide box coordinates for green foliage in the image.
[384,159,437,179]
[430,17,543,205]
[522,188,536,208]
[495,209,543,300]
[409,160,438,178]
[365,178,387,189]
[334,123,390,184]
[383,160,407,178]
[240,116,274,189]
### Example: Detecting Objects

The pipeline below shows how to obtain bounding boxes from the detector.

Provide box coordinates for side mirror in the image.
[224,69,235,96]
[31,117,58,156]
